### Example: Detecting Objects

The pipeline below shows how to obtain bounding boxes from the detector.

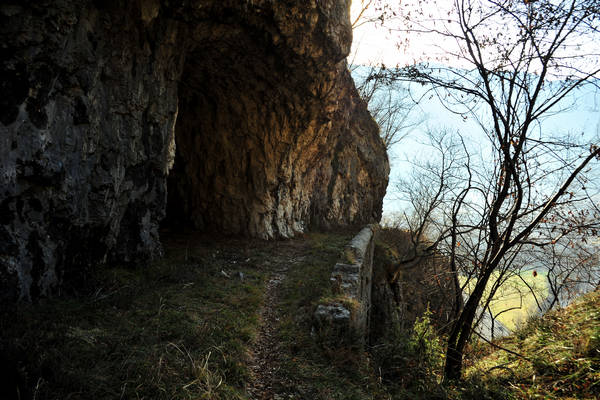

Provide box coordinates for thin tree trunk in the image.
[444,266,495,380]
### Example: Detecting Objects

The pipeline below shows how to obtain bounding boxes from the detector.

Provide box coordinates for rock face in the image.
[0,0,389,301]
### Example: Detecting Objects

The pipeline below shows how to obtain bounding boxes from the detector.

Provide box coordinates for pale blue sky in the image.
[349,1,600,219]
[372,80,600,217]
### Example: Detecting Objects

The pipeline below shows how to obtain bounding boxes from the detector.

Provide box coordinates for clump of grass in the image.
[371,308,449,398]
[0,235,269,399]
[318,294,360,314]
[466,290,600,399]
[272,231,389,399]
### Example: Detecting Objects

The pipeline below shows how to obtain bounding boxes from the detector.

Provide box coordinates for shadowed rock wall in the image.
[1,0,183,301]
[166,2,388,238]
[0,0,389,301]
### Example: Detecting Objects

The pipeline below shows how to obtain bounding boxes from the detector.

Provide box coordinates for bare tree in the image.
[352,66,424,151]
[395,127,599,380]
[351,0,377,29]
[351,0,395,29]
[382,0,600,380]
[532,232,600,311]
[349,1,423,152]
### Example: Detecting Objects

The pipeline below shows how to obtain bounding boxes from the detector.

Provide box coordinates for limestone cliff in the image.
[0,0,389,301]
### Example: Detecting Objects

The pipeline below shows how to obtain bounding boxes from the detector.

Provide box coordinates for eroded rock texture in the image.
[0,0,389,301]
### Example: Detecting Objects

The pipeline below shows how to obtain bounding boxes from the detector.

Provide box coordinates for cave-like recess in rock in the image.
[0,0,389,301]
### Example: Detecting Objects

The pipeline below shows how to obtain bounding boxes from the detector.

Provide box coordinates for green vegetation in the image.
[0,230,385,399]
[2,229,598,399]
[371,309,448,398]
[269,231,386,399]
[0,235,270,399]
[466,289,600,399]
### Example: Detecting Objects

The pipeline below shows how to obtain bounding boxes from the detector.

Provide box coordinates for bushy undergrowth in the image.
[372,308,448,399]
[374,227,459,332]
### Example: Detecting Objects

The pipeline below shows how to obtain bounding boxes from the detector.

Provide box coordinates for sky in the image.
[349,1,600,218]
[377,80,600,217]
[349,0,458,67]
[350,1,414,66]
[350,0,600,72]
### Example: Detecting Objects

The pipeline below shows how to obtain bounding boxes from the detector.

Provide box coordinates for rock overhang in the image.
[0,0,389,301]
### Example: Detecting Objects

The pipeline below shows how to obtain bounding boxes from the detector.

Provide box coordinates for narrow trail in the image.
[246,243,307,400]
[247,267,288,399]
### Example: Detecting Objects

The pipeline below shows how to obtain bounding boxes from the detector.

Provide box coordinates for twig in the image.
[471,329,532,362]
[485,360,517,378]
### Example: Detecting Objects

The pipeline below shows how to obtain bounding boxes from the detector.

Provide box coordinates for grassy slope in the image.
[2,228,597,400]
[466,289,600,399]
[0,230,386,400]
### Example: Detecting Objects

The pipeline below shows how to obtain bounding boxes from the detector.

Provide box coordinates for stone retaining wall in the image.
[314,224,376,342]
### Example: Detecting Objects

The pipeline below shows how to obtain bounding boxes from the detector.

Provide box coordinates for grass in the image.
[0,229,389,400]
[270,232,389,399]
[2,227,597,400]
[372,227,599,399]
[0,234,270,399]
[465,289,600,399]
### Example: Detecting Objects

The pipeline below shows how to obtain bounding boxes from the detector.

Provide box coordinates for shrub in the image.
[372,307,445,396]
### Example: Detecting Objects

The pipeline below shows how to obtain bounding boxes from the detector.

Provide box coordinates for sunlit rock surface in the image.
[0,0,389,301]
